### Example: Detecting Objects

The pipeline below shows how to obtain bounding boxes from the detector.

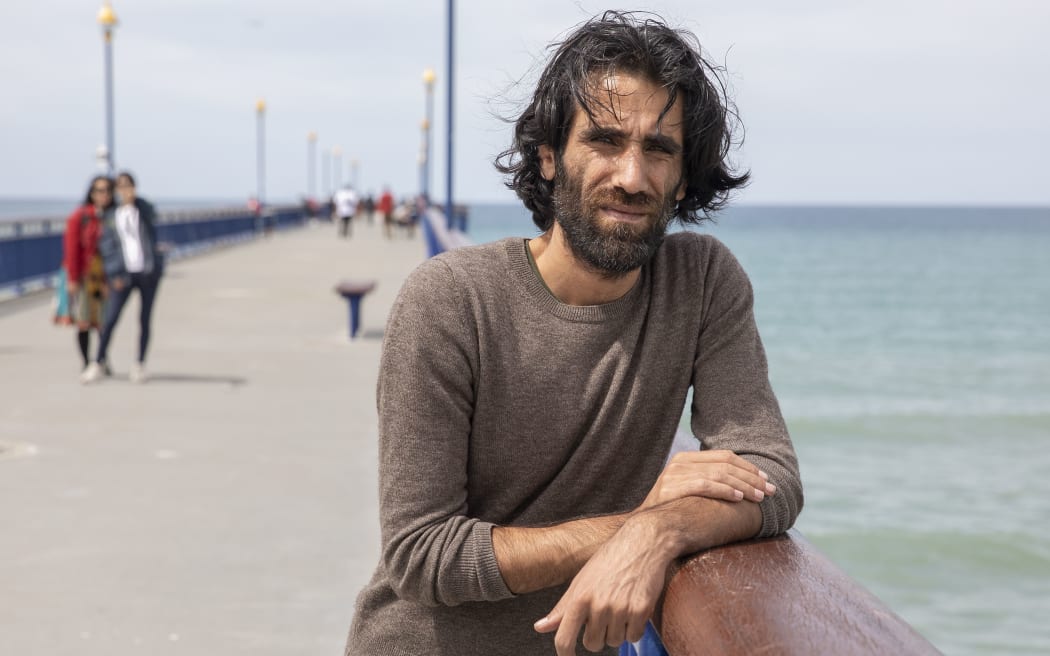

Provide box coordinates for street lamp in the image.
[255,99,266,205]
[321,148,331,198]
[307,131,317,199]
[444,0,455,229]
[422,68,436,201]
[97,2,119,175]
[332,146,343,189]
[351,159,359,190]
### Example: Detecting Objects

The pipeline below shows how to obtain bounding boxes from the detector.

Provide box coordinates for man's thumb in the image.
[534,607,563,633]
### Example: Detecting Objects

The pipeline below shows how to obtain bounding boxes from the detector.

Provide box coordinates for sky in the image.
[2,0,1048,205]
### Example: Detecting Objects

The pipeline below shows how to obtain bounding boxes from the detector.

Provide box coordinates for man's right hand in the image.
[638,449,775,510]
[111,278,125,291]
[67,281,80,295]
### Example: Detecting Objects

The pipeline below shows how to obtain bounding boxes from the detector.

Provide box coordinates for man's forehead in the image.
[574,72,684,133]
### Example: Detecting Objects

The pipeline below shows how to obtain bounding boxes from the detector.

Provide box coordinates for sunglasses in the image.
[92,187,111,193]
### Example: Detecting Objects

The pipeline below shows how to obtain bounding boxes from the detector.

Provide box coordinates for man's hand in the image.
[639,449,775,510]
[111,277,126,291]
[534,493,764,654]
[534,515,671,654]
[67,280,80,295]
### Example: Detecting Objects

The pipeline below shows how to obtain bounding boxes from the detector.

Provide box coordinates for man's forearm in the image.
[492,513,630,594]
[634,495,763,561]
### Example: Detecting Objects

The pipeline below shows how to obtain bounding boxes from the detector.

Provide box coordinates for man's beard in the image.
[552,163,677,278]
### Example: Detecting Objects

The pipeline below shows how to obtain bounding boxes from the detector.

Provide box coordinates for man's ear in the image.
[539,145,556,181]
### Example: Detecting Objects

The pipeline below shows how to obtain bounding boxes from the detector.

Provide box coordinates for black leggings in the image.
[96,272,161,364]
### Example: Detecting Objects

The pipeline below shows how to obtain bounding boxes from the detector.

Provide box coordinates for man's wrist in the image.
[621,505,688,563]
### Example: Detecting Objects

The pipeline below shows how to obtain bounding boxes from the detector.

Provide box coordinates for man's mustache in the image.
[591,188,658,212]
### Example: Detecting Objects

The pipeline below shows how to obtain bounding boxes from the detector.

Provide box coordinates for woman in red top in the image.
[60,175,114,371]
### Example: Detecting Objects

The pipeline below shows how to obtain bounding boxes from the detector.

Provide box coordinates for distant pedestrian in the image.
[58,175,114,374]
[333,185,359,238]
[82,171,165,385]
[362,194,376,225]
[378,187,395,239]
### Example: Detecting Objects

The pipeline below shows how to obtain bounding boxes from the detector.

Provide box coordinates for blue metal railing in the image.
[421,206,471,258]
[0,205,305,297]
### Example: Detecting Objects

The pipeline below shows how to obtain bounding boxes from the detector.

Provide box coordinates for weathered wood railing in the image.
[655,530,943,655]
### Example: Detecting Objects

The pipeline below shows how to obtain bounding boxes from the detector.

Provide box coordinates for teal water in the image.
[467,203,1050,655]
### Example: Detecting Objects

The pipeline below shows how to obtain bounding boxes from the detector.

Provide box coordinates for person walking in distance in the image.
[82,172,165,384]
[378,186,395,239]
[59,175,114,374]
[333,184,359,238]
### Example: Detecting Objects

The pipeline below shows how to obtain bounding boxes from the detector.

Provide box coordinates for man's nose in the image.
[612,146,649,196]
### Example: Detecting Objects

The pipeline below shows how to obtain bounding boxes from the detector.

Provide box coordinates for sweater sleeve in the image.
[376,257,515,607]
[690,238,803,537]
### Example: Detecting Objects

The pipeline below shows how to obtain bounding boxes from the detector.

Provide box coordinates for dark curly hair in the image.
[494,10,749,231]
[82,175,115,208]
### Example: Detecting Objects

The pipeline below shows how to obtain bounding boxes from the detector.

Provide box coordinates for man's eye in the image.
[590,134,616,145]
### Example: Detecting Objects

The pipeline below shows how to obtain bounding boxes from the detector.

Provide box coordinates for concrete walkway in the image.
[0,218,426,655]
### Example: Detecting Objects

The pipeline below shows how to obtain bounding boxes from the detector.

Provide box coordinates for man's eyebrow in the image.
[644,133,682,155]
[578,125,682,155]
[579,125,626,142]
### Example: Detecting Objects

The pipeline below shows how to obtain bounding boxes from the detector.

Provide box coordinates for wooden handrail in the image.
[655,530,942,655]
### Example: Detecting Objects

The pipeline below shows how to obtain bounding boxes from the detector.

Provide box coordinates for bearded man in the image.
[347,11,802,656]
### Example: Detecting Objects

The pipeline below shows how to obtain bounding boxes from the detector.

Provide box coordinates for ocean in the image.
[4,198,1049,653]
[466,202,1050,656]
[0,197,247,221]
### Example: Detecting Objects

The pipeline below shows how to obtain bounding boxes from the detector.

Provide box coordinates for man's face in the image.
[540,72,686,276]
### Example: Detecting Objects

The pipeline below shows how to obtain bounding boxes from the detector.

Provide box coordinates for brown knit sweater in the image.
[346,233,802,655]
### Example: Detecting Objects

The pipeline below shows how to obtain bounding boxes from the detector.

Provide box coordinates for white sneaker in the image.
[80,362,104,384]
[129,363,147,384]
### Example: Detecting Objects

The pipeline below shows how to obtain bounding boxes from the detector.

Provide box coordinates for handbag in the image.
[52,268,72,325]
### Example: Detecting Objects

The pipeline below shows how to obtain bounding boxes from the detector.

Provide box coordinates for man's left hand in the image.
[534,515,671,654]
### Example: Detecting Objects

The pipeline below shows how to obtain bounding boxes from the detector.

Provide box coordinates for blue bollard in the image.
[334,280,377,339]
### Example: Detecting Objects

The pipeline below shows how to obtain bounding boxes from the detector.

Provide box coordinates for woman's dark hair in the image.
[116,170,136,187]
[494,10,749,231]
[83,175,115,208]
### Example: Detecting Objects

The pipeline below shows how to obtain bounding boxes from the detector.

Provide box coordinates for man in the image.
[347,11,802,656]
[334,184,359,238]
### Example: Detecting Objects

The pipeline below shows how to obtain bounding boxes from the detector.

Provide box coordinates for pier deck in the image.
[0,219,422,655]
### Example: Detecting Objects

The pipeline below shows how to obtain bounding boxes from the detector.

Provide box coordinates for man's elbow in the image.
[381,540,449,608]
[759,476,804,537]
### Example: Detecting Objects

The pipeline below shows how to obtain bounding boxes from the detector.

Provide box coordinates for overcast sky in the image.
[2,1,1048,205]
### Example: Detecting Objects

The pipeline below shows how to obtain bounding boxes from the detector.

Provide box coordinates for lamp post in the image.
[445,0,455,229]
[97,2,118,175]
[307,131,317,199]
[321,149,331,198]
[255,99,266,205]
[422,68,436,201]
[351,159,359,190]
[332,146,343,189]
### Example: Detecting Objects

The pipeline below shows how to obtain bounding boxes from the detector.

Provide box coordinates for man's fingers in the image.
[581,607,608,652]
[625,617,648,644]
[553,607,586,656]
[605,621,627,647]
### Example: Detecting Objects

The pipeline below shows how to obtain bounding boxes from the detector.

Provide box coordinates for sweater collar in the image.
[505,237,647,323]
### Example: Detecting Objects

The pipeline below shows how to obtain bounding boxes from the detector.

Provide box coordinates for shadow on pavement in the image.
[139,373,248,386]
